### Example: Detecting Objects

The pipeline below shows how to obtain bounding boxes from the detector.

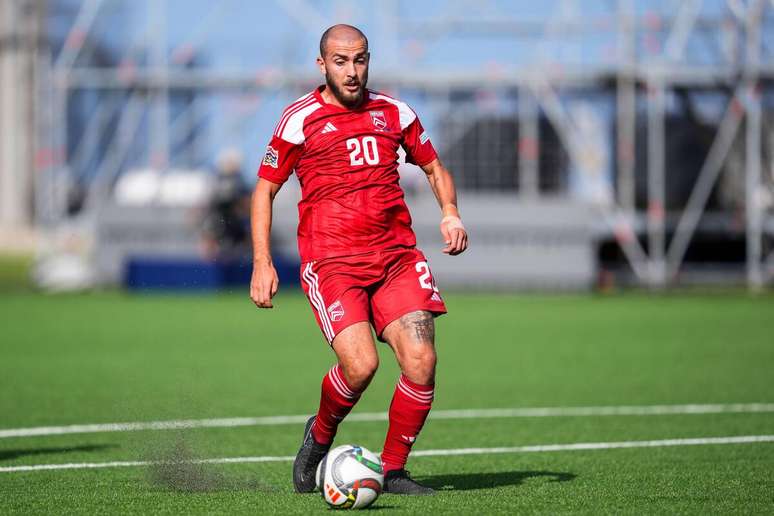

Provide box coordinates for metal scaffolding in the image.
[29,0,774,288]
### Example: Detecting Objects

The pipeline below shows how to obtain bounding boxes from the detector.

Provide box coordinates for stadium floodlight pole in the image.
[744,0,764,290]
[33,50,58,227]
[50,0,103,223]
[149,0,170,173]
[614,0,653,283]
[642,1,706,288]
[518,85,539,198]
[616,0,636,212]
[746,85,763,291]
[646,77,666,288]
[51,75,69,225]
[31,51,46,226]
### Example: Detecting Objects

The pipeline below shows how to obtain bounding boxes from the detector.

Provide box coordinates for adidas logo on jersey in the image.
[321,122,337,134]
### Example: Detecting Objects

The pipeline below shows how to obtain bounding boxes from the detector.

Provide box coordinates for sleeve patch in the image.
[262,146,279,168]
[419,131,430,145]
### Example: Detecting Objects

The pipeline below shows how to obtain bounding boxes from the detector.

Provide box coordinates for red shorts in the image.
[300,246,447,344]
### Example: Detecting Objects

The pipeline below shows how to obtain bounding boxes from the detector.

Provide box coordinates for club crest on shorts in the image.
[327,300,345,322]
[370,110,387,131]
[262,145,279,168]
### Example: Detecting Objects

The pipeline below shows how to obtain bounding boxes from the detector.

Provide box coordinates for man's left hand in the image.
[440,215,468,256]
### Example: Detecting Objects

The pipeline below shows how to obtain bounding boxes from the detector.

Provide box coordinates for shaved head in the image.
[316,24,370,109]
[319,24,368,58]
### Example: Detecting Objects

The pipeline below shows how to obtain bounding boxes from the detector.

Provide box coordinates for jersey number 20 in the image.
[416,261,439,292]
[347,136,379,166]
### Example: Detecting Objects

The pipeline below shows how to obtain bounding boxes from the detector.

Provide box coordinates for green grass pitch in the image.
[1,290,773,514]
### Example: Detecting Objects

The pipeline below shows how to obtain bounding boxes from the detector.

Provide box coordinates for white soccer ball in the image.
[315,444,384,510]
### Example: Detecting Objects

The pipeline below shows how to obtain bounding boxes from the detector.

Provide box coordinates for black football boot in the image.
[383,469,435,495]
[292,416,331,493]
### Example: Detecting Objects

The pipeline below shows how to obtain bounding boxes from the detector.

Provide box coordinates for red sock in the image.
[311,364,361,445]
[381,374,434,474]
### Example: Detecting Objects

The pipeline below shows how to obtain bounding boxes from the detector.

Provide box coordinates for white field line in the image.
[1,435,773,474]
[2,403,774,439]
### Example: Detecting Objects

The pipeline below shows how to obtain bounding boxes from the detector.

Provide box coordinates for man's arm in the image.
[250,178,283,308]
[420,158,468,256]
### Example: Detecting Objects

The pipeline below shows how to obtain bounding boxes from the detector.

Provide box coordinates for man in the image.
[250,24,468,495]
[200,148,250,261]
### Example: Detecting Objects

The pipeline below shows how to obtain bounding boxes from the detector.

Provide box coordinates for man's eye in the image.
[335,61,344,66]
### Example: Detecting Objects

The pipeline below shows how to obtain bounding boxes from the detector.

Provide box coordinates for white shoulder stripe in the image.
[369,92,417,130]
[275,97,315,137]
[279,102,321,145]
[274,93,314,136]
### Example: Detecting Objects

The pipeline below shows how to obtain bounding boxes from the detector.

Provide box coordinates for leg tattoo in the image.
[399,310,435,343]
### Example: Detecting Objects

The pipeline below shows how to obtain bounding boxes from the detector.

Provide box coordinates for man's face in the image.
[317,37,369,108]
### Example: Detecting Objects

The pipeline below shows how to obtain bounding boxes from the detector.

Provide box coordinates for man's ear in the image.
[316,56,326,75]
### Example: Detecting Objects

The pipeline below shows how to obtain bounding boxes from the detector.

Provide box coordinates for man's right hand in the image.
[250,259,279,308]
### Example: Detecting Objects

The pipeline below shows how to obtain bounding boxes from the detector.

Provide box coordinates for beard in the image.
[325,70,368,109]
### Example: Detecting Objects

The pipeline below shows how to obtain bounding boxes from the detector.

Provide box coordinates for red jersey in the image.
[257,86,438,263]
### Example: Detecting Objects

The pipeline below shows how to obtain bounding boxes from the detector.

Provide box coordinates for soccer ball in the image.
[315,444,384,510]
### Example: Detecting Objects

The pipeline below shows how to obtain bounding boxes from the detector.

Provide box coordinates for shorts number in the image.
[346,136,379,166]
[415,261,439,292]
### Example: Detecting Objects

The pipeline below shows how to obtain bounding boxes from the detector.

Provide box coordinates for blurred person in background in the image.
[200,147,251,261]
[250,24,468,496]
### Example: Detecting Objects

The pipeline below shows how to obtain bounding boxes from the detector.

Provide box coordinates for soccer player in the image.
[250,24,468,495]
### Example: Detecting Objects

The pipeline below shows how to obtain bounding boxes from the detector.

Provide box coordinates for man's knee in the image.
[333,322,379,392]
[401,345,436,385]
[340,353,379,392]
[398,343,438,385]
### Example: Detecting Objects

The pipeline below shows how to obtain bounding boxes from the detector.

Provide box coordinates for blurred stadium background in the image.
[2,0,773,292]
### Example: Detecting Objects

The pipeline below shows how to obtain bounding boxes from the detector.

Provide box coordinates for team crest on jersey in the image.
[370,110,387,131]
[327,300,345,322]
[262,145,279,168]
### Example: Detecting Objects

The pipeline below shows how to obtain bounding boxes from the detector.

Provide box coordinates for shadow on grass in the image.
[419,470,576,491]
[0,443,117,461]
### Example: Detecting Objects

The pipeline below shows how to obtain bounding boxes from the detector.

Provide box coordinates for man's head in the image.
[317,24,369,109]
